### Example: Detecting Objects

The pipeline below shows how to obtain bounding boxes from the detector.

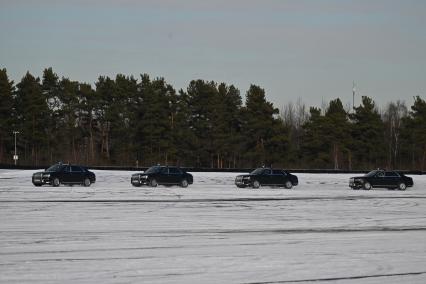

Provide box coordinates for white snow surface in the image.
[1,170,426,283]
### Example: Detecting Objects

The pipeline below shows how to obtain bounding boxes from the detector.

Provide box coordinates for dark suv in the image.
[131,166,193,187]
[349,170,413,190]
[235,168,298,189]
[32,163,96,187]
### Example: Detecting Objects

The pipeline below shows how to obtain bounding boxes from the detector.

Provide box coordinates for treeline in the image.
[0,67,425,170]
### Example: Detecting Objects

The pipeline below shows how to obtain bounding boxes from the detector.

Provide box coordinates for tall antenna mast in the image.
[352,81,356,111]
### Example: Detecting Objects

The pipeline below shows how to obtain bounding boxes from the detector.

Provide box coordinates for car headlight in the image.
[243,176,251,180]
[43,173,50,177]
[141,175,148,178]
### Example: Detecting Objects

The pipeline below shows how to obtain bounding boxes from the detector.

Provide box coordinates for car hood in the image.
[33,171,55,175]
[236,174,252,178]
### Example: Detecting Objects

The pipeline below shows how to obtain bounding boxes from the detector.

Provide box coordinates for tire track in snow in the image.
[2,195,426,203]
[2,226,426,235]
[245,270,426,283]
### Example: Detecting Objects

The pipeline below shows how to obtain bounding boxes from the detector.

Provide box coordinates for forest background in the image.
[1,67,425,170]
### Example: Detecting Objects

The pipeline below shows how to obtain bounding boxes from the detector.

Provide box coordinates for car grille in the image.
[131,176,140,182]
[33,173,42,182]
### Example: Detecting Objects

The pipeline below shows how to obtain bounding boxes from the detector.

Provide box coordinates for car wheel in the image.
[150,178,158,187]
[284,180,293,189]
[52,178,60,187]
[363,182,371,190]
[398,182,407,191]
[180,179,189,188]
[252,180,260,189]
[83,178,91,187]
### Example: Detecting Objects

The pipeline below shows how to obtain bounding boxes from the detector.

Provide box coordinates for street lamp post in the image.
[13,131,19,165]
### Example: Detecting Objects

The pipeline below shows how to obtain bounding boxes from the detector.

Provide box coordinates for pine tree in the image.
[77,83,97,164]
[401,96,426,170]
[42,67,61,163]
[15,72,49,165]
[241,85,285,167]
[0,68,15,163]
[324,98,350,169]
[350,96,385,169]
[183,80,220,167]
[301,107,330,168]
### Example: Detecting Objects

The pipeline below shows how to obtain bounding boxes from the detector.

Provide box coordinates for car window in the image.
[385,171,399,177]
[375,171,385,178]
[145,166,161,174]
[263,169,271,175]
[365,170,378,177]
[161,167,169,174]
[46,164,64,172]
[169,167,181,174]
[64,166,71,172]
[71,166,82,172]
[272,170,283,175]
[250,168,264,175]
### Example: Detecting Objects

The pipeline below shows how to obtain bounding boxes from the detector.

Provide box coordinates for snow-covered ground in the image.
[1,170,426,283]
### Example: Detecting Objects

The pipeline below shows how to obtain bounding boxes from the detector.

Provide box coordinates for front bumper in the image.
[235,177,251,187]
[32,174,51,185]
[131,176,149,186]
[349,179,363,189]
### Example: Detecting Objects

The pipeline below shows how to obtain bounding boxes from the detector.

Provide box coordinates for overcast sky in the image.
[1,0,425,109]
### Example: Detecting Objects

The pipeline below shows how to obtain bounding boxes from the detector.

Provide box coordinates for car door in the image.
[384,171,399,187]
[271,170,284,185]
[372,171,386,187]
[157,167,169,184]
[71,166,84,183]
[260,169,273,185]
[61,165,72,183]
[168,167,182,184]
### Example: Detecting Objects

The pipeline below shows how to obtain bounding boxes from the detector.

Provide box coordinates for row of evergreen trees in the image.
[0,67,425,170]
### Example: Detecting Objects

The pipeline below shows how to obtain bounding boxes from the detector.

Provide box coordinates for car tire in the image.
[363,182,371,190]
[83,178,91,187]
[397,182,407,191]
[52,178,60,187]
[150,178,158,187]
[252,180,260,189]
[284,180,293,189]
[180,179,189,188]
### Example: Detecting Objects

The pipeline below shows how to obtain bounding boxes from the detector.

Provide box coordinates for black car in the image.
[131,166,193,187]
[32,163,96,187]
[349,170,413,190]
[235,168,298,189]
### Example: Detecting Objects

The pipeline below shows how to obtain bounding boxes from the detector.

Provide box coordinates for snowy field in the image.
[1,169,426,283]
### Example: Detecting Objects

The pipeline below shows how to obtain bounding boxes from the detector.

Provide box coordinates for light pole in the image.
[13,131,19,165]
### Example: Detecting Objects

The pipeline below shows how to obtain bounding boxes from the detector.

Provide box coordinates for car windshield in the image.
[250,168,265,175]
[46,164,65,172]
[144,166,162,174]
[365,170,380,177]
